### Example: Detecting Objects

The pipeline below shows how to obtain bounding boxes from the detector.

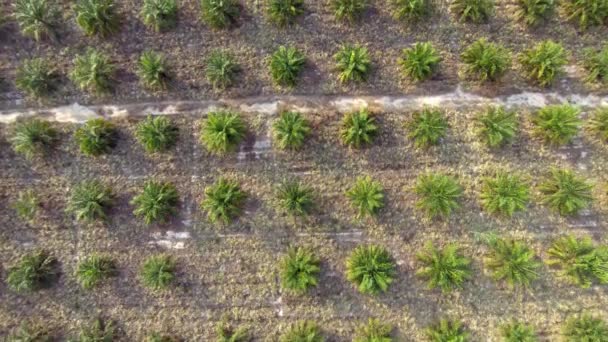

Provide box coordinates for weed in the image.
[141,254,175,290]
[76,254,117,289]
[563,314,608,341]
[74,118,117,156]
[141,0,177,32]
[480,173,529,216]
[354,318,392,342]
[13,189,38,221]
[7,250,58,292]
[346,245,396,295]
[11,119,57,159]
[340,108,377,148]
[135,115,178,153]
[67,180,112,221]
[547,235,608,287]
[206,50,239,89]
[539,168,592,216]
[346,176,384,218]
[276,180,314,216]
[514,0,555,26]
[70,49,115,93]
[477,106,518,147]
[587,107,608,142]
[533,104,581,145]
[280,321,323,342]
[201,177,246,224]
[392,0,432,22]
[270,46,306,87]
[519,40,567,86]
[414,173,462,219]
[77,318,114,341]
[484,238,540,288]
[137,51,170,90]
[450,0,494,23]
[272,111,311,150]
[200,0,239,29]
[562,0,608,29]
[399,42,442,82]
[406,107,448,148]
[200,110,246,154]
[74,0,119,36]
[331,0,367,22]
[268,0,304,26]
[131,180,179,224]
[335,44,371,83]
[280,247,320,294]
[426,319,469,342]
[14,0,58,41]
[500,321,538,342]
[461,38,511,82]
[416,242,472,293]
[8,322,52,342]
[15,58,57,98]
[582,44,608,84]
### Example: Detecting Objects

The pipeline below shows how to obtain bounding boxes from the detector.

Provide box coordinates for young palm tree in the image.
[206,50,239,89]
[74,118,117,156]
[76,254,117,289]
[200,110,246,154]
[346,176,384,218]
[539,168,592,216]
[201,177,246,224]
[279,247,320,294]
[131,180,179,224]
[74,0,120,37]
[276,179,314,216]
[272,111,311,150]
[141,0,177,32]
[15,58,58,98]
[479,173,529,216]
[340,108,378,148]
[533,104,581,145]
[484,238,541,288]
[279,321,323,342]
[11,119,57,159]
[137,51,170,90]
[477,106,518,147]
[66,180,113,221]
[416,242,472,293]
[13,0,59,41]
[414,173,462,219]
[346,245,396,295]
[399,42,442,82]
[7,250,58,292]
[335,44,371,83]
[406,107,448,148]
[562,314,608,341]
[135,115,179,153]
[426,319,469,342]
[354,318,393,342]
[269,45,306,87]
[140,254,175,290]
[546,235,608,287]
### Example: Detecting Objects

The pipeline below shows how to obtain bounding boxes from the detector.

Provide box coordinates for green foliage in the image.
[77,318,114,342]
[74,118,117,156]
[335,44,371,83]
[11,119,57,159]
[200,0,239,29]
[76,254,117,289]
[414,173,462,219]
[147,333,179,342]
[74,0,119,36]
[479,173,530,216]
[391,0,432,21]
[268,0,304,26]
[200,110,246,154]
[582,44,608,84]
[280,321,323,342]
[331,0,367,22]
[8,322,51,342]
[461,38,511,82]
[477,106,518,147]
[563,314,608,341]
[280,247,320,294]
[500,321,538,342]
[587,107,608,142]
[354,318,392,342]
[514,0,555,26]
[201,177,246,224]
[399,42,442,82]
[340,108,378,148]
[416,242,472,293]
[426,319,469,342]
[141,0,177,32]
[546,235,608,287]
[67,180,112,221]
[533,104,581,145]
[539,168,592,216]
[270,46,306,87]
[131,180,179,224]
[484,238,540,288]
[346,245,396,295]
[216,318,249,342]
[13,189,38,221]
[13,0,59,41]
[7,250,58,292]
[406,107,448,148]
[135,115,178,153]
[206,50,239,89]
[562,0,608,29]
[519,40,567,87]
[15,58,57,98]
[450,0,494,23]
[346,176,384,218]
[141,254,175,290]
[137,51,170,90]
[272,111,311,150]
[70,49,115,93]
[276,180,314,216]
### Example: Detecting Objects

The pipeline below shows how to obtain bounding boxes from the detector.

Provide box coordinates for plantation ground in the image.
[1,0,608,109]
[1,99,608,340]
